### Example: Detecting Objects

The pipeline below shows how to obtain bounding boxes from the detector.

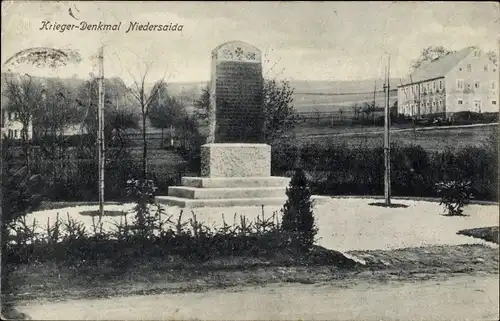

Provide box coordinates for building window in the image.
[8,129,13,138]
[484,65,488,72]
[459,67,462,71]
[14,130,18,138]
[474,81,480,89]
[466,64,471,72]
[427,83,430,91]
[439,80,442,90]
[492,100,497,105]
[458,99,463,105]
[474,100,482,112]
[456,79,464,90]
[492,81,497,90]
[7,112,11,121]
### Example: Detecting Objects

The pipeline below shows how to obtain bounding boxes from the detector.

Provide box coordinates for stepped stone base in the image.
[157,195,331,209]
[181,176,290,188]
[156,195,289,208]
[157,143,292,208]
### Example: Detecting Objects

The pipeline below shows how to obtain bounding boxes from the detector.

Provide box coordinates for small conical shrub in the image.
[281,168,318,253]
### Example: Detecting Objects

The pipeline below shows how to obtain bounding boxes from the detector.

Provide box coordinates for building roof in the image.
[399,47,475,86]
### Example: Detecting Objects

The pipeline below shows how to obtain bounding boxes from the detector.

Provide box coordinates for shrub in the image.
[435,180,474,216]
[125,178,160,240]
[281,168,318,253]
[270,143,496,201]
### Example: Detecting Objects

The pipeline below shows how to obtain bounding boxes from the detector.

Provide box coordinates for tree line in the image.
[2,70,298,182]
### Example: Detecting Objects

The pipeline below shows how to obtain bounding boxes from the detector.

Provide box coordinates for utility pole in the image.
[97,46,105,220]
[383,55,391,206]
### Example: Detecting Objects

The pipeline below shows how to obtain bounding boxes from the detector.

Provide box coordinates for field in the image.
[294,123,497,152]
[292,90,397,114]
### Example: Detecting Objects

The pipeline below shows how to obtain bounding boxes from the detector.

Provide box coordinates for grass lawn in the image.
[3,244,497,306]
[458,226,499,245]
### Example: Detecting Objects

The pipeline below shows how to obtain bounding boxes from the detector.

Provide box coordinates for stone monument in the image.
[157,41,290,208]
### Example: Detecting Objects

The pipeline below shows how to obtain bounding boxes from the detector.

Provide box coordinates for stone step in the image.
[168,186,287,199]
[156,196,288,208]
[181,176,291,188]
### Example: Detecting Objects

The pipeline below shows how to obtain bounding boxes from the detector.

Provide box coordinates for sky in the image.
[1,1,499,85]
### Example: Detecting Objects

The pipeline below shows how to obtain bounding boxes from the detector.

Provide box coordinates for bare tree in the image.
[193,84,210,127]
[262,79,297,143]
[486,50,498,66]
[37,79,79,137]
[124,62,168,178]
[149,92,188,147]
[410,46,455,70]
[75,77,139,157]
[2,74,44,173]
[352,103,360,120]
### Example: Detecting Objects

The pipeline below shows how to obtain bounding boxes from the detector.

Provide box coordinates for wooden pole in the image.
[384,55,391,206]
[98,46,105,220]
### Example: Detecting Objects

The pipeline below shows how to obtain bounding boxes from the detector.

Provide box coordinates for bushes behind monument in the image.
[271,142,497,201]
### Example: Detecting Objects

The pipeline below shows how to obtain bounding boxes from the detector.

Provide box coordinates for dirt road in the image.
[17,274,499,320]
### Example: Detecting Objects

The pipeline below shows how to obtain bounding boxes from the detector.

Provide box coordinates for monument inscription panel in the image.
[210,41,264,143]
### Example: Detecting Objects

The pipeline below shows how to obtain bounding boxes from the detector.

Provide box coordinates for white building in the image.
[1,73,34,140]
[1,110,32,140]
[398,47,498,117]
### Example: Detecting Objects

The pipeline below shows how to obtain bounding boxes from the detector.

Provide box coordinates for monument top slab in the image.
[212,41,262,63]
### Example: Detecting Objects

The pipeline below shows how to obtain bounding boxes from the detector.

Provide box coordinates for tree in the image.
[411,46,456,70]
[2,73,44,173]
[281,168,318,253]
[352,103,360,120]
[312,108,321,125]
[36,78,79,138]
[486,50,498,66]
[362,102,377,123]
[122,63,167,178]
[193,79,297,144]
[149,92,188,147]
[75,77,139,154]
[263,79,297,142]
[193,84,210,127]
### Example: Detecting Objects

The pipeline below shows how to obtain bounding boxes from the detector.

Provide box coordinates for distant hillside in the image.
[164,78,400,113]
[163,78,401,96]
[2,73,399,115]
[288,78,401,94]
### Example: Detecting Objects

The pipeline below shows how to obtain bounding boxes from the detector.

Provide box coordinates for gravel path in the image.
[16,274,499,320]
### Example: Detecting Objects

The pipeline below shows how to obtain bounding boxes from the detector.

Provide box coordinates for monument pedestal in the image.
[156,144,291,208]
